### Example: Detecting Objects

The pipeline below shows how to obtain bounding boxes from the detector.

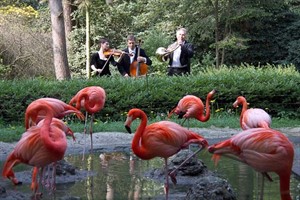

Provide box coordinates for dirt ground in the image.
[0,126,299,199]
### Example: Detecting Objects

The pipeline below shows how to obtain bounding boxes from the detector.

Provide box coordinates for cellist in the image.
[117,35,152,77]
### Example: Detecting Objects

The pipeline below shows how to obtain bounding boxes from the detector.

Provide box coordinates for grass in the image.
[0,114,299,143]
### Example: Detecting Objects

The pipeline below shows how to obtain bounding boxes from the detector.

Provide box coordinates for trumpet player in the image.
[166,27,194,76]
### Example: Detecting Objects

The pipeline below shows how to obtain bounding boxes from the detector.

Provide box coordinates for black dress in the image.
[90,52,117,76]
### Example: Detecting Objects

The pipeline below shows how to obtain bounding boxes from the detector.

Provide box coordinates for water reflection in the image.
[63,152,163,199]
[1,148,299,199]
[199,149,300,200]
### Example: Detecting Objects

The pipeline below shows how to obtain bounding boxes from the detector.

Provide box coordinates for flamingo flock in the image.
[1,87,295,200]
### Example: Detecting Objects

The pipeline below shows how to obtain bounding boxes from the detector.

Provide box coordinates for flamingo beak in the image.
[125,125,132,134]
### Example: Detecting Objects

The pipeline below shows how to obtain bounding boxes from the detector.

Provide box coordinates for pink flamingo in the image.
[25,97,84,188]
[125,108,208,200]
[69,86,106,153]
[25,97,84,130]
[208,128,294,200]
[168,89,216,126]
[233,96,271,130]
[2,117,71,197]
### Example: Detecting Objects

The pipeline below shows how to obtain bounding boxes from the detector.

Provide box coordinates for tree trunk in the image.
[49,0,71,80]
[85,5,91,79]
[105,0,113,4]
[63,0,73,40]
[214,0,220,69]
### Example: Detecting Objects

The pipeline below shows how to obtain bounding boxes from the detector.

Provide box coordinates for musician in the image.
[91,38,118,77]
[166,28,194,76]
[117,35,152,77]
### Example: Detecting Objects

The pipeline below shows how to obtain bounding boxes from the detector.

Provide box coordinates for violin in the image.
[130,40,148,77]
[103,49,132,57]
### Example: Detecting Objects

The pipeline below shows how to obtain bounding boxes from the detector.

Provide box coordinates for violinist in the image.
[90,38,118,77]
[117,35,152,77]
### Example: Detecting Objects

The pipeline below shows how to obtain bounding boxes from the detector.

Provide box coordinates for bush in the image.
[0,65,299,125]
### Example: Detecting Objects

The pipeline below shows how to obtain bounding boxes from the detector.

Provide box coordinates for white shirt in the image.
[129,48,135,64]
[172,46,182,68]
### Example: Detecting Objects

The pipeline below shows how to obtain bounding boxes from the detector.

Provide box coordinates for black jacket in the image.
[90,52,117,76]
[167,41,194,72]
[117,46,152,76]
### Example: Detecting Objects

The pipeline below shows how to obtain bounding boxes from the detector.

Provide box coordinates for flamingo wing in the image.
[242,108,271,129]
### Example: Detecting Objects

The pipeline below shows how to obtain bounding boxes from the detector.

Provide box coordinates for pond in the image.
[1,146,300,200]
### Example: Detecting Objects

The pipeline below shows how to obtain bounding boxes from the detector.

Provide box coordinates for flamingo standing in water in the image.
[25,97,84,188]
[125,108,208,200]
[2,117,72,197]
[208,128,294,200]
[69,86,106,154]
[233,96,271,130]
[168,89,216,127]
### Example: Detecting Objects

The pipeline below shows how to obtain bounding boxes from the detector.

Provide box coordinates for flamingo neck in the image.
[79,93,104,114]
[131,111,149,159]
[40,116,66,155]
[197,91,214,122]
[279,173,292,200]
[240,98,248,127]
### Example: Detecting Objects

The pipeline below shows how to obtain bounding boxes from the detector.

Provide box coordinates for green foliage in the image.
[0,65,299,127]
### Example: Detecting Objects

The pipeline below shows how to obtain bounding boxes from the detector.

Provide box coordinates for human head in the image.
[99,38,110,51]
[126,35,136,50]
[176,28,187,44]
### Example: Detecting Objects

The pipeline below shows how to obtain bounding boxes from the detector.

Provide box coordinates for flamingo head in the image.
[124,108,145,134]
[233,96,247,108]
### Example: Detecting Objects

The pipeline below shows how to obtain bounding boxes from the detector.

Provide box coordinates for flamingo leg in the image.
[82,111,89,161]
[31,167,39,193]
[169,146,204,185]
[51,162,57,192]
[164,158,169,200]
[89,113,95,153]
[259,173,265,200]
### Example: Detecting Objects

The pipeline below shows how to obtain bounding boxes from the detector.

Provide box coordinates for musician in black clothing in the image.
[90,38,118,77]
[166,28,194,76]
[117,35,152,77]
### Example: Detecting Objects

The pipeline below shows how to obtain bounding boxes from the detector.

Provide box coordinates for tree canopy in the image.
[0,0,299,79]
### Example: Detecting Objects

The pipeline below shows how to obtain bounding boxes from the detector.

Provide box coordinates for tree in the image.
[49,0,71,80]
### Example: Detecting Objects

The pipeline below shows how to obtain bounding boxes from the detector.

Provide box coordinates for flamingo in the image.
[25,97,84,188]
[2,117,71,197]
[168,89,216,127]
[69,86,106,154]
[233,96,271,130]
[124,108,208,200]
[208,128,294,200]
[25,97,84,130]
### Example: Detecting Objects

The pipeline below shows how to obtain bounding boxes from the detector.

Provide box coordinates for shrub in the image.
[0,64,299,125]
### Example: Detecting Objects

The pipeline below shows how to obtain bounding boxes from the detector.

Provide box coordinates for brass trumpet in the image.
[155,43,180,62]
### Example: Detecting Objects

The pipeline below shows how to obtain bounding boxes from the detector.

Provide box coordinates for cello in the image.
[130,39,148,77]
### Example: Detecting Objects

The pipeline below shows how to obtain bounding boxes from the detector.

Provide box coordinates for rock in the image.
[185,175,237,200]
[56,160,76,175]
[169,150,207,176]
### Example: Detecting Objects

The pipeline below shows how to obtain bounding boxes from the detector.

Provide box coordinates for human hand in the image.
[137,56,146,63]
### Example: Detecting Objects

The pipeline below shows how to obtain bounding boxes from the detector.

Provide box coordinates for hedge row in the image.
[0,65,299,125]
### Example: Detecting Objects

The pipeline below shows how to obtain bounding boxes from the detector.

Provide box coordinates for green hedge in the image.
[0,65,299,125]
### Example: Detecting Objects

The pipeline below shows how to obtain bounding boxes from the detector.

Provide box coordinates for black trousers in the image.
[167,67,189,76]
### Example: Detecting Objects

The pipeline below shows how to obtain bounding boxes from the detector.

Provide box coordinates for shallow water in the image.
[1,146,300,200]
